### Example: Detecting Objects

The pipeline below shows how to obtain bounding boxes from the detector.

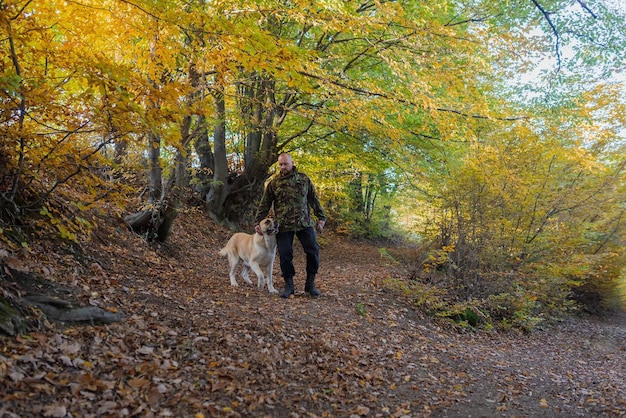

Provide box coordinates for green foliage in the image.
[378,247,398,264]
[413,104,626,327]
[355,303,367,317]
[303,152,402,239]
[385,278,448,316]
[486,290,546,332]
[386,274,548,331]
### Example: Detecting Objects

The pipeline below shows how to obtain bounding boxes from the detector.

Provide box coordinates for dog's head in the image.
[259,217,279,235]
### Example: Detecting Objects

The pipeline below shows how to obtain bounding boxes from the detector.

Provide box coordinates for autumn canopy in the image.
[1,0,625,325]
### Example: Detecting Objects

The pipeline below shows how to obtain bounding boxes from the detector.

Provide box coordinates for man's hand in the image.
[316,220,325,233]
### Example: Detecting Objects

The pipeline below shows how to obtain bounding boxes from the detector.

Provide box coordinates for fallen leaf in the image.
[42,404,66,418]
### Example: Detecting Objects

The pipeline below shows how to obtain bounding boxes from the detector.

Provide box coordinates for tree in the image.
[0,0,128,244]
[183,0,497,225]
[421,78,626,321]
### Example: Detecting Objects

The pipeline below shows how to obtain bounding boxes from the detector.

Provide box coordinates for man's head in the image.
[277,153,294,175]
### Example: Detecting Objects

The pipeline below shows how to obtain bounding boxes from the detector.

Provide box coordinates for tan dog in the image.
[219,218,279,294]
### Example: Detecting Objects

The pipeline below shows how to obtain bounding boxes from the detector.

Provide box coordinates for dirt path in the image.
[1,211,625,417]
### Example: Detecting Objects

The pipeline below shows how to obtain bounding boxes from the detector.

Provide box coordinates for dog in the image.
[218,217,279,294]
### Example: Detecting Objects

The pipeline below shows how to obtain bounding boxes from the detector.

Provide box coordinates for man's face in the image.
[278,155,293,175]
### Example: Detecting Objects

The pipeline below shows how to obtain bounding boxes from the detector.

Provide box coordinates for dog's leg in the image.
[248,262,266,290]
[266,258,278,294]
[241,263,253,285]
[228,254,240,286]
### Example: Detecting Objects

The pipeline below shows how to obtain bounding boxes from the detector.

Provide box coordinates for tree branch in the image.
[530,0,562,71]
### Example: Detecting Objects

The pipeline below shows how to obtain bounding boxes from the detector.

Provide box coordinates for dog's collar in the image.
[256,231,264,236]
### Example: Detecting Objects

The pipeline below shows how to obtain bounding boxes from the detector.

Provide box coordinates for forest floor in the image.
[1,208,625,418]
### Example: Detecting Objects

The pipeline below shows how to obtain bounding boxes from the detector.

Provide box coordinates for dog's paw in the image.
[268,287,279,294]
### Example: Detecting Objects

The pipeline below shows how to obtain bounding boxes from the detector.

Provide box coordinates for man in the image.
[254,153,327,298]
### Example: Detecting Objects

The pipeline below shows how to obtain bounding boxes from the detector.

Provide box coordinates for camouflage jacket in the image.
[255,167,326,232]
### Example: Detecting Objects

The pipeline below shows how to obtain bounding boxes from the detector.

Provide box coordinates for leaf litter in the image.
[1,210,624,417]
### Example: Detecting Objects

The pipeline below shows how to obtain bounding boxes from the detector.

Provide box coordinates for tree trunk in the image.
[124,60,204,242]
[242,73,262,169]
[193,115,213,196]
[349,171,364,214]
[209,73,284,225]
[124,129,165,241]
[206,76,230,220]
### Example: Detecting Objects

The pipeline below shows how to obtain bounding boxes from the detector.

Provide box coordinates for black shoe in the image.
[281,276,294,298]
[305,274,321,297]
[305,286,320,297]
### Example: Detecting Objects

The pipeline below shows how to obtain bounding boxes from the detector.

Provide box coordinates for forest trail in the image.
[1,209,625,417]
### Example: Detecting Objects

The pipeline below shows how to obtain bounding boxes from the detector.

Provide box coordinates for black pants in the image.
[276,227,319,279]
